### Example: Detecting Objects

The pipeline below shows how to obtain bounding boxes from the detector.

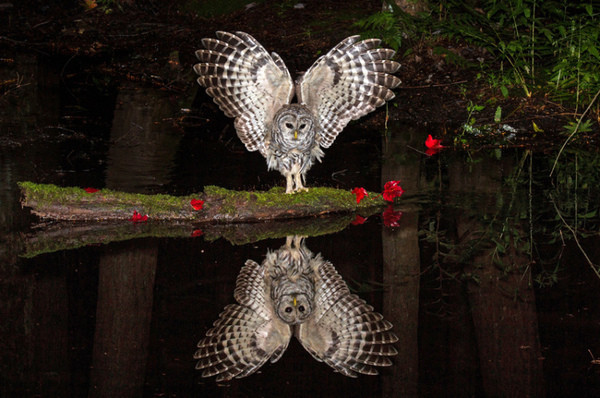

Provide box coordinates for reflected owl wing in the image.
[194,259,292,381]
[296,258,398,377]
[194,31,294,154]
[297,36,401,148]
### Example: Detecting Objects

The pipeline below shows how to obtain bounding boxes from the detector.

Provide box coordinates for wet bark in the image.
[89,241,157,398]
[89,85,162,397]
[381,124,424,397]
[21,212,361,258]
[449,154,545,397]
[0,55,71,396]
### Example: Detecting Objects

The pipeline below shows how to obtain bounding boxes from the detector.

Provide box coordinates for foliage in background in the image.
[354,10,405,52]
[436,1,599,110]
[418,148,600,287]
[356,1,600,119]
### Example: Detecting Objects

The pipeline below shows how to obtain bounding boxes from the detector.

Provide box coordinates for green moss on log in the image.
[19,181,386,223]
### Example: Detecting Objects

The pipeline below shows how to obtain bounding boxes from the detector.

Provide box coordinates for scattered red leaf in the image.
[130,210,148,223]
[382,180,404,202]
[351,215,367,225]
[425,134,444,149]
[84,187,99,193]
[191,229,204,237]
[382,204,402,227]
[190,198,204,210]
[351,187,368,204]
[425,134,444,156]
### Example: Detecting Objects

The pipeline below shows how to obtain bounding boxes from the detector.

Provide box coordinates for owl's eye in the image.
[298,305,305,313]
[285,307,293,313]
[299,123,307,130]
[285,122,294,129]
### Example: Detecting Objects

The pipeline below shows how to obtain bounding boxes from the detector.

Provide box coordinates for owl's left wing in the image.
[194,260,292,381]
[296,257,398,377]
[194,31,294,155]
[297,36,401,148]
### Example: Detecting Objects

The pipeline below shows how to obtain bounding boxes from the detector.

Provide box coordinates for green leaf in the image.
[494,106,502,123]
[580,210,598,219]
[586,44,600,59]
[585,4,593,17]
[532,121,544,132]
[500,85,509,97]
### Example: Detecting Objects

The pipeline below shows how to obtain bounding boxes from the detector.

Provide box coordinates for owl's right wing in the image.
[296,257,398,377]
[194,31,294,155]
[194,260,292,381]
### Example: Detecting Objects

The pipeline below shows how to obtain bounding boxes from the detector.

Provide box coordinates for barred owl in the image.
[194,236,398,381]
[194,31,401,193]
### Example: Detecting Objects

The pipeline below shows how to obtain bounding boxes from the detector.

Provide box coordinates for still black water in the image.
[1,54,599,397]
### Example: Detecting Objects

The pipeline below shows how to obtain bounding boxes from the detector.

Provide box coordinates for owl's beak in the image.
[293,130,298,140]
[292,297,297,307]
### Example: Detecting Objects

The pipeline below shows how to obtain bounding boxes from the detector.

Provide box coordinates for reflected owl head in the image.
[275,293,312,324]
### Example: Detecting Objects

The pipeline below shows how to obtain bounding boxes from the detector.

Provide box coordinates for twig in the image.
[550,87,600,176]
[549,193,600,280]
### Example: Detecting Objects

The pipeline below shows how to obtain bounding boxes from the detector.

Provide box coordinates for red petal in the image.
[130,210,148,223]
[351,187,368,204]
[191,229,204,237]
[190,198,204,210]
[425,134,444,149]
[382,180,404,202]
[351,215,367,225]
[383,204,402,227]
[425,148,441,156]
[84,187,99,193]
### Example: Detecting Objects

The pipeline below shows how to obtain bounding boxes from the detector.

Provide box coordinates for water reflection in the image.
[195,235,398,381]
[1,54,599,397]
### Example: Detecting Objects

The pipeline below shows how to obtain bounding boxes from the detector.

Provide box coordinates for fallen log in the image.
[18,181,385,223]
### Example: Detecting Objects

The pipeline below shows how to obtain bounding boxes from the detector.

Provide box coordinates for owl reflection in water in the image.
[194,31,400,193]
[194,236,398,381]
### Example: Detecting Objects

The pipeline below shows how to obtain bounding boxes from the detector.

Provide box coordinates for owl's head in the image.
[276,293,313,324]
[272,104,316,150]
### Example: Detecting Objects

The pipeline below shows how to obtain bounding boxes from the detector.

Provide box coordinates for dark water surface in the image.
[1,55,600,397]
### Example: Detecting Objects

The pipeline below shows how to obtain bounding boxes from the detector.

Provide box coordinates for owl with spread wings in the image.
[194,236,398,381]
[194,31,400,193]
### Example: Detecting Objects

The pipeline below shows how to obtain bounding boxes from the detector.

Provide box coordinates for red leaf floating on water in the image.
[130,210,148,223]
[84,187,99,193]
[382,204,402,227]
[382,180,404,202]
[425,148,441,156]
[351,187,368,204]
[425,134,444,156]
[190,198,204,210]
[351,215,367,225]
[191,229,204,237]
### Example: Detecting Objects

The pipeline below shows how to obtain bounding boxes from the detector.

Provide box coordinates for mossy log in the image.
[18,182,385,223]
